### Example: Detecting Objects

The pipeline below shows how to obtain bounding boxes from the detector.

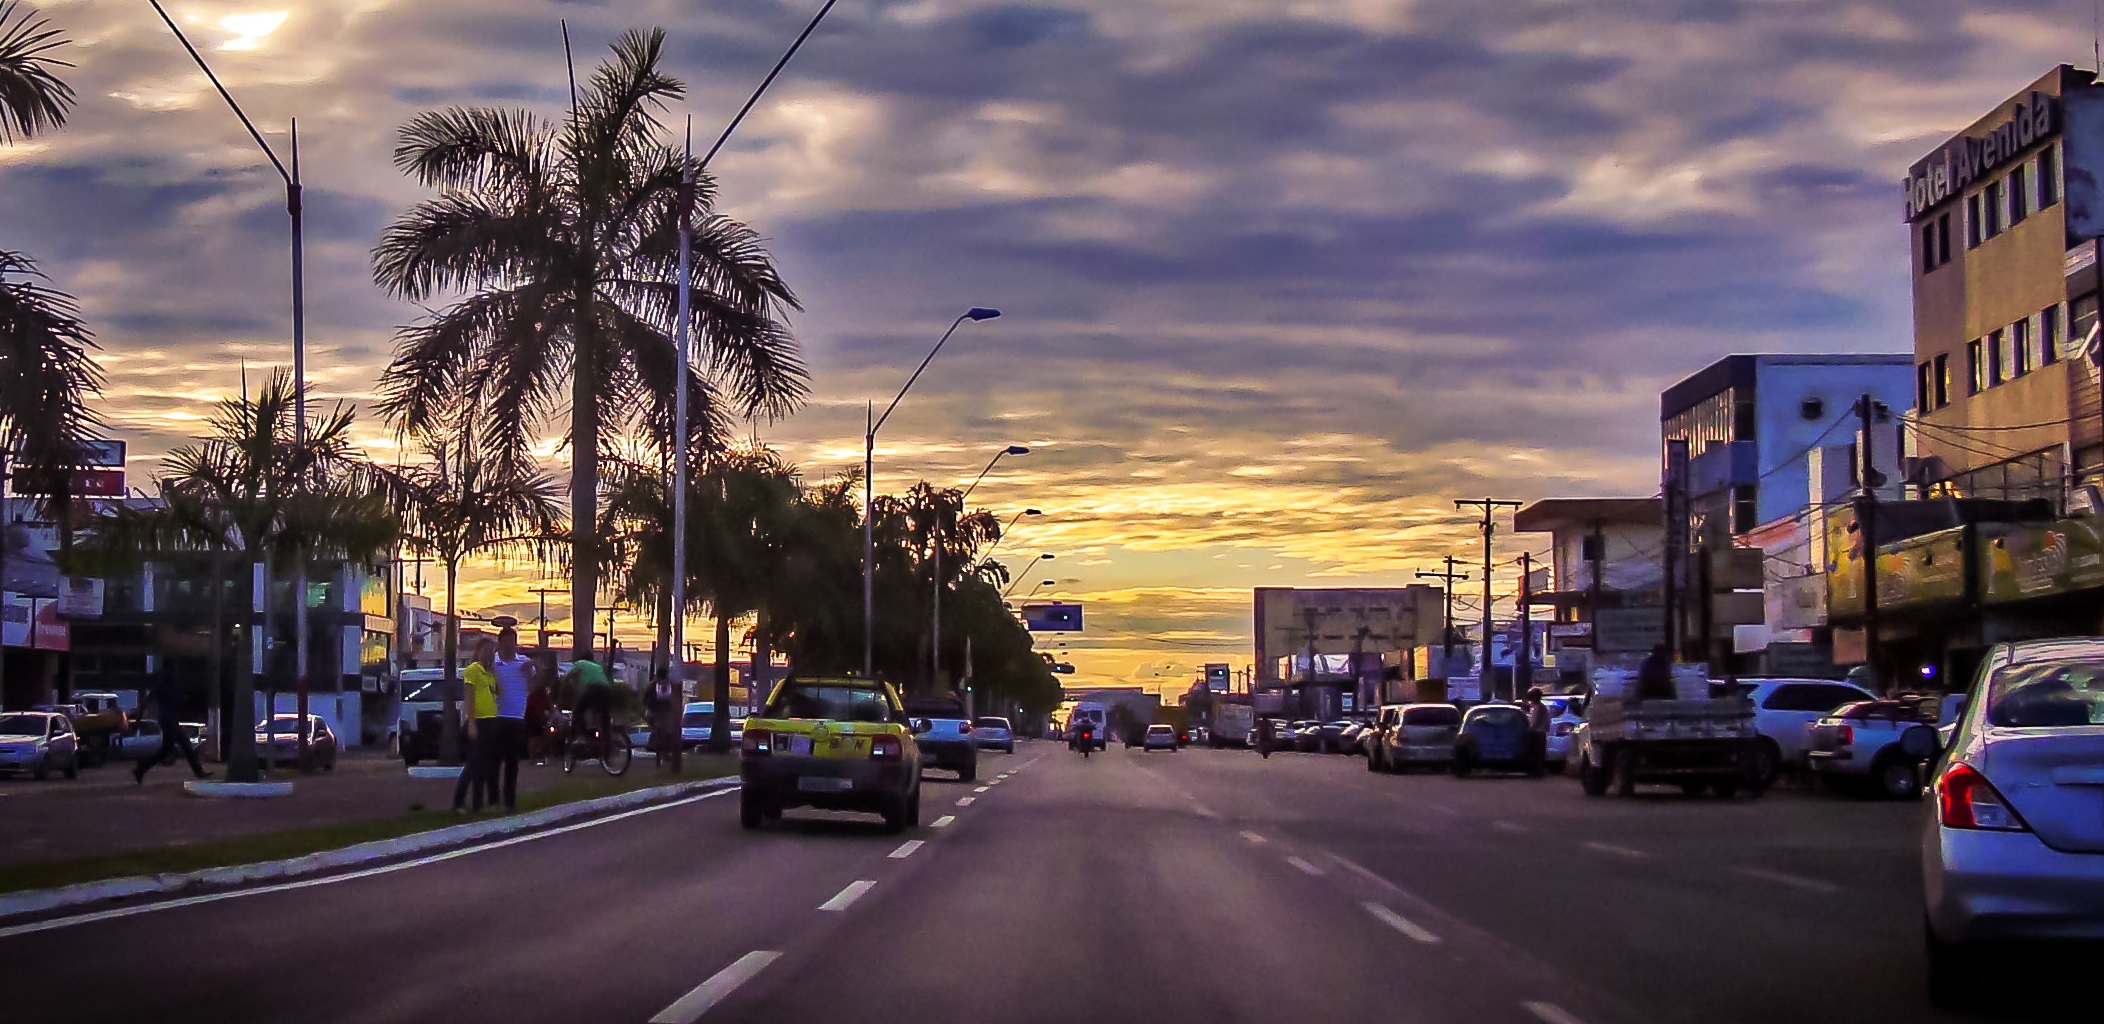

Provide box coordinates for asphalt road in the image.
[0,742,2070,1023]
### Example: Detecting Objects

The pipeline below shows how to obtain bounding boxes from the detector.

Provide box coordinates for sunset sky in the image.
[2,1,2079,692]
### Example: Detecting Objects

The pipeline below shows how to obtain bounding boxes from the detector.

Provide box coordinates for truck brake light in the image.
[1836,724,1854,748]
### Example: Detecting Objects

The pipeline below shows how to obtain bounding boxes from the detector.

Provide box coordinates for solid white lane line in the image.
[1522,1001,1587,1024]
[1328,853,1400,892]
[931,815,956,829]
[1240,830,1267,845]
[956,796,975,806]
[1733,866,1841,894]
[1364,902,1441,944]
[0,787,737,940]
[819,880,877,912]
[974,786,991,793]
[888,840,924,859]
[1581,841,1650,859]
[1492,820,1528,834]
[1286,856,1324,877]
[650,951,781,1024]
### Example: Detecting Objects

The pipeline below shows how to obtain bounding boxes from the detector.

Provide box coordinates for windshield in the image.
[0,714,43,737]
[1471,708,1526,727]
[770,684,895,723]
[259,717,310,736]
[974,717,1010,729]
[1985,660,2104,728]
[682,712,714,728]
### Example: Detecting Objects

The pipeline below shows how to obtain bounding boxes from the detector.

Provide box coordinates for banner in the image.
[1980,516,2104,603]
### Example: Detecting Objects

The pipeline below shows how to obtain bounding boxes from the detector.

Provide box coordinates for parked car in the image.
[1293,720,1325,752]
[1336,721,1370,755]
[680,702,744,750]
[254,714,338,771]
[1264,719,1299,750]
[1368,703,1463,772]
[1806,700,1939,799]
[1921,638,2104,1009]
[973,716,1016,753]
[1453,703,1547,778]
[393,668,453,765]
[1313,721,1354,753]
[1732,677,1878,781]
[1142,724,1179,752]
[0,711,80,779]
[1541,695,1585,772]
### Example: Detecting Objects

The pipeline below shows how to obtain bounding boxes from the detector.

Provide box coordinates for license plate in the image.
[787,735,813,756]
[797,776,853,792]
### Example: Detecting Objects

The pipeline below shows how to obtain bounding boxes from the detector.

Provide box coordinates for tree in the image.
[0,1,73,143]
[396,426,564,761]
[371,27,806,669]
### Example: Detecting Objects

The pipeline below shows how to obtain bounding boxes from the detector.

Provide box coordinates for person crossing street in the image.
[133,673,210,784]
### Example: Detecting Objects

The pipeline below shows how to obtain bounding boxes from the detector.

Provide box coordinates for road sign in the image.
[1205,663,1230,692]
[1023,602,1083,632]
[1595,607,1667,653]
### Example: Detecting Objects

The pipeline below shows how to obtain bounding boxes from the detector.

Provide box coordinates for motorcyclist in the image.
[1255,716,1274,759]
[1076,720,1095,757]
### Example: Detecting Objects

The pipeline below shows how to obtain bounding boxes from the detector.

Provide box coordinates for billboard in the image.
[1022,602,1083,632]
[1205,663,1230,692]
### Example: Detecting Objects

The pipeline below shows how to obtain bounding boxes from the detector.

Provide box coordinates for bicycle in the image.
[559,710,632,777]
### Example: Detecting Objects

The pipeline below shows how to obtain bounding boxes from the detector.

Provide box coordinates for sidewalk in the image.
[0,747,733,875]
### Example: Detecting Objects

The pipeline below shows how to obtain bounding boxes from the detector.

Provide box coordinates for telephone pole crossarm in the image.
[1456,498,1524,702]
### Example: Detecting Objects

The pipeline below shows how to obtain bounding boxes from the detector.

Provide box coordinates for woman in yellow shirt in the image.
[453,637,500,814]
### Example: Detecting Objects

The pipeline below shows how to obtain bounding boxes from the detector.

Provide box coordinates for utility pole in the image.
[1857,393,1886,691]
[530,587,563,651]
[1457,499,1522,702]
[1416,557,1470,668]
[1517,552,1535,696]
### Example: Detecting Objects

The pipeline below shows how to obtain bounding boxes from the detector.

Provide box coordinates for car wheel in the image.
[882,794,910,834]
[1713,779,1741,799]
[1451,753,1473,779]
[1579,752,1610,796]
[325,753,337,773]
[740,789,764,830]
[1005,744,1015,754]
[1612,748,1638,797]
[959,760,977,783]
[32,755,48,781]
[1874,754,1922,801]
[1750,739,1781,788]
[63,753,79,780]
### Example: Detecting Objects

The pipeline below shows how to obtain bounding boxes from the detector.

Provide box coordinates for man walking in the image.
[487,622,536,813]
[134,672,210,784]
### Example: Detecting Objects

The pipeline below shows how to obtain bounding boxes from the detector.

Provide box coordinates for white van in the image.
[1067,701,1108,751]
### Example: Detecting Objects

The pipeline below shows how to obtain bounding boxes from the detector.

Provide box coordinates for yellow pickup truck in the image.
[740,676,923,833]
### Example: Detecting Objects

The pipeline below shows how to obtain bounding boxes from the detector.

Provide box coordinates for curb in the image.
[184,781,297,798]
[0,776,739,923]
[404,766,464,779]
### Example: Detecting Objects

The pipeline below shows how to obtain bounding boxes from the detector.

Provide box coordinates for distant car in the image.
[1313,721,1353,753]
[1731,678,1878,781]
[1142,724,1179,751]
[1922,639,2104,1009]
[1540,696,1585,772]
[1293,720,1324,752]
[1264,719,1299,749]
[680,702,744,750]
[972,716,1016,753]
[0,711,79,780]
[1368,704,1463,773]
[1453,703,1547,778]
[254,714,337,772]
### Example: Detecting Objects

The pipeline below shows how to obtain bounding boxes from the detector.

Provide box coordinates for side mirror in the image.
[1899,725,1939,761]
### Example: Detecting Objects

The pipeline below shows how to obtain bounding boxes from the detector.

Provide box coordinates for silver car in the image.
[0,711,80,780]
[1922,638,2104,1009]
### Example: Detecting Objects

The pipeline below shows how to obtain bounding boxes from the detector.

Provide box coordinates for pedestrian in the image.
[134,672,210,784]
[650,667,682,773]
[1636,643,1675,701]
[452,636,500,815]
[1522,687,1552,769]
[487,624,535,813]
[1255,715,1274,759]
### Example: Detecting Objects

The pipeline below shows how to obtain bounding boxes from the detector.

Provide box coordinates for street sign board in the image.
[1205,663,1230,692]
[1022,602,1083,632]
[1595,607,1667,653]
[56,577,102,619]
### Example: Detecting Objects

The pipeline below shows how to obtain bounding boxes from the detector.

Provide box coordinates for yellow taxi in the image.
[740,676,923,833]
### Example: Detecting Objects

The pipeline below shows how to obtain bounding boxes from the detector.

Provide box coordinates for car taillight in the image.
[1836,724,1854,747]
[959,722,973,733]
[1937,763,2028,832]
[871,735,902,760]
[743,728,771,756]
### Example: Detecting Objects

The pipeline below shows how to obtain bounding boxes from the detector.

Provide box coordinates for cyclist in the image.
[566,656,614,743]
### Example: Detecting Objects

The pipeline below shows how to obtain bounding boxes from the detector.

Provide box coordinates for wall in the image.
[1548,524,1664,596]
[1754,359,1915,528]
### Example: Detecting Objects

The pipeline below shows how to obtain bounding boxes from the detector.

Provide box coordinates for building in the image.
[1252,586,1442,718]
[1513,498,1664,684]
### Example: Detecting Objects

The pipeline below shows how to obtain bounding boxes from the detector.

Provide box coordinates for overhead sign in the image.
[78,440,125,467]
[1205,663,1230,692]
[12,467,124,497]
[1022,602,1083,632]
[1980,516,2104,604]
[1595,607,1666,653]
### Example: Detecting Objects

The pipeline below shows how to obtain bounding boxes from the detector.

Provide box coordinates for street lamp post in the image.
[864,309,1002,678]
[933,445,1028,690]
[1002,554,1056,598]
[151,2,307,782]
[1024,578,1058,599]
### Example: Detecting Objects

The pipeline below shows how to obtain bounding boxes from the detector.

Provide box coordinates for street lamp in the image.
[1002,553,1055,597]
[1025,578,1058,599]
[932,444,1028,690]
[864,308,1002,677]
[980,507,1042,566]
[150,2,308,782]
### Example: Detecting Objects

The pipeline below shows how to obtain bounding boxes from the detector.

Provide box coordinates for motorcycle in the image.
[1078,727,1095,759]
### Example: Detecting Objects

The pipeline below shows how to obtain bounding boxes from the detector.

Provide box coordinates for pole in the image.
[1517,552,1534,696]
[1588,518,1605,629]
[1415,557,1469,675]
[863,403,874,677]
[531,587,562,650]
[290,121,311,768]
[671,117,695,709]
[1456,498,1522,701]
[1858,393,1882,691]
[932,533,941,692]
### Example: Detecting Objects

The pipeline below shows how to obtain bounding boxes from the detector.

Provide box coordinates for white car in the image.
[972,716,1016,753]
[1922,638,2104,1009]
[1141,724,1179,751]
[1731,678,1877,778]
[0,711,80,779]
[1541,695,1586,771]
[680,702,742,750]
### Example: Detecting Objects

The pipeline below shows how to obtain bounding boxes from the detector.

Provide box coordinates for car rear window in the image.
[1986,660,2104,728]
[904,698,966,719]
[973,717,1010,729]
[771,684,897,723]
[682,712,712,728]
[1471,707,1526,727]
[1402,706,1461,727]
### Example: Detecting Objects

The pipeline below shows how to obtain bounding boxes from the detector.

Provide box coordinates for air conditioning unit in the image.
[1901,455,1949,486]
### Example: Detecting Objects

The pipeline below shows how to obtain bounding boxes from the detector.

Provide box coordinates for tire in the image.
[882,796,909,834]
[32,756,47,781]
[740,789,763,829]
[1751,739,1781,789]
[1005,744,1014,755]
[959,759,977,783]
[1713,779,1741,799]
[1451,752,1473,779]
[324,753,337,773]
[63,753,78,780]
[1579,752,1610,796]
[1679,781,1708,798]
[1612,747,1637,797]
[1874,753,1922,801]
[601,733,633,777]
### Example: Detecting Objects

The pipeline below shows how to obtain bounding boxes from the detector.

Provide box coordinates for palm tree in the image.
[371,27,807,668]
[688,448,797,753]
[0,1,73,143]
[396,426,564,761]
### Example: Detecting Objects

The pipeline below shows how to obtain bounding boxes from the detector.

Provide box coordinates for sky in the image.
[1,0,2090,693]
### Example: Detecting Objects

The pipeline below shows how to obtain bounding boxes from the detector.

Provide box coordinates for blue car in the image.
[1453,704,1547,778]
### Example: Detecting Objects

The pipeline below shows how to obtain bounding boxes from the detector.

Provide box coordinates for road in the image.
[0,742,2066,1023]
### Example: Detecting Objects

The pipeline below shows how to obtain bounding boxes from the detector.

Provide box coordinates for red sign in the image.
[13,467,125,498]
[33,601,69,651]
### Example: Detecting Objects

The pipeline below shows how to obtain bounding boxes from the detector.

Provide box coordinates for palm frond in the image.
[0,248,104,468]
[0,0,73,142]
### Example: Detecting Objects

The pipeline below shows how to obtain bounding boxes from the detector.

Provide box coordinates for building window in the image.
[1917,361,1932,413]
[1966,193,1983,248]
[1937,212,1952,266]
[1967,338,1985,394]
[1732,485,1757,535]
[1985,180,2006,238]
[1989,328,2008,385]
[1733,395,1756,444]
[2043,303,2063,366]
[2011,317,2033,378]
[2009,164,2029,226]
[2042,143,2062,209]
[2077,294,2101,361]
[1933,352,1950,408]
[1920,223,1936,274]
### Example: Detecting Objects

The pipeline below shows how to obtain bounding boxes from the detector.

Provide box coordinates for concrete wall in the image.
[1754,360,1915,527]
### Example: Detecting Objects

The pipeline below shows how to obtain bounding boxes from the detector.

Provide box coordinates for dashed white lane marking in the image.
[1423,803,1461,816]
[0,787,737,940]
[650,950,781,1024]
[987,778,1001,785]
[931,815,957,829]
[819,880,877,912]
[1581,841,1650,859]
[1522,1001,1587,1024]
[1733,866,1841,894]
[956,796,976,806]
[888,840,924,859]
[974,786,991,793]
[648,950,782,1021]
[1328,852,1400,892]
[1191,803,1217,819]
[1493,820,1528,834]
[1240,830,1267,845]
[1363,902,1441,944]
[1286,856,1324,876]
